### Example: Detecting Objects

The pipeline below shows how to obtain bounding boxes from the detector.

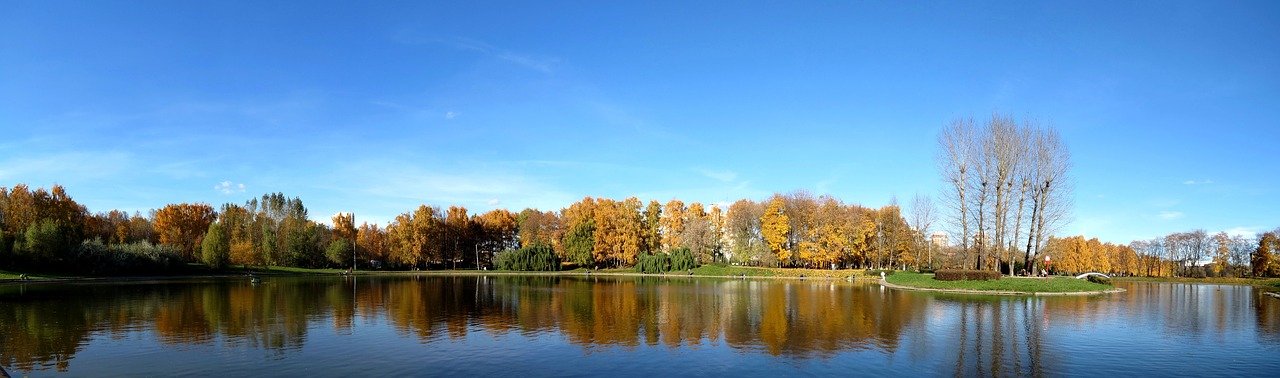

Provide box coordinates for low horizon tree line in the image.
[2,183,1277,277]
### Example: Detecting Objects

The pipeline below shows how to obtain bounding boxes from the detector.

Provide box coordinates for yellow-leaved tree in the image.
[761,195,791,267]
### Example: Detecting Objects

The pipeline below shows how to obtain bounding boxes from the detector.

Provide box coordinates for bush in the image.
[1191,267,1208,279]
[1085,274,1112,285]
[494,244,560,271]
[670,247,697,272]
[635,248,699,274]
[935,269,1002,281]
[636,253,672,274]
[74,239,183,275]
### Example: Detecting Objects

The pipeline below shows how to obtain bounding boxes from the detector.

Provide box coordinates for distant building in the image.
[929,232,949,249]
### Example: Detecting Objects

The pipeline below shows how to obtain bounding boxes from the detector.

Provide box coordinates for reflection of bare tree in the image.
[910,294,1052,377]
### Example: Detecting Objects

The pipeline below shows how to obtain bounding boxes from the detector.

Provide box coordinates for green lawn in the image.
[1114,276,1280,287]
[0,269,77,280]
[886,272,1114,293]
[690,265,779,277]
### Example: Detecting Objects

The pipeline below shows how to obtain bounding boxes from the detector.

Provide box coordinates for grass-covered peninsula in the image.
[884,272,1117,294]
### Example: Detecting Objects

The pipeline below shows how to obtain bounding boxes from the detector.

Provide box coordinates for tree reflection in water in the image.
[2,277,1278,375]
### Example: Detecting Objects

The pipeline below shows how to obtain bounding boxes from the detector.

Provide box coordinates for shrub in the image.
[1190,267,1208,279]
[1085,274,1112,285]
[494,244,560,271]
[670,247,697,272]
[636,248,699,274]
[935,269,1002,281]
[636,253,672,274]
[74,239,183,275]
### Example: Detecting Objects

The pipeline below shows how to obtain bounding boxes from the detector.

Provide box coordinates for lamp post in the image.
[351,212,357,272]
[475,244,480,271]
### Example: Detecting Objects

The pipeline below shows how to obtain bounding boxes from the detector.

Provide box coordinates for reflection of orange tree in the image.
[378,276,919,358]
[153,282,315,351]
[385,278,448,341]
[560,279,642,347]
[465,277,920,358]
[0,291,94,372]
[2,276,928,374]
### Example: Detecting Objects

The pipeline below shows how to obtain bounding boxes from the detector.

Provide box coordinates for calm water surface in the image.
[1,275,1277,377]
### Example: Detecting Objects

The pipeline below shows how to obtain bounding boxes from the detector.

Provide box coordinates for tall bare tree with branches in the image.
[937,117,977,267]
[939,113,1072,273]
[909,193,938,269]
[1023,125,1072,274]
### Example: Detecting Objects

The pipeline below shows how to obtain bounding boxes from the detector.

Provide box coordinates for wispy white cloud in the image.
[445,111,460,119]
[1224,226,1263,237]
[1158,211,1184,220]
[0,151,131,182]
[1183,179,1213,185]
[214,181,246,194]
[401,35,560,73]
[695,168,738,183]
[335,160,574,216]
[573,99,691,148]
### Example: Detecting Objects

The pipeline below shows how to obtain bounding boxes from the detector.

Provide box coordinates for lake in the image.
[2,275,1278,377]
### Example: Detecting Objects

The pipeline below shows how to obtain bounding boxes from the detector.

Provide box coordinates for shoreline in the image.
[879,278,1126,296]
[0,270,875,286]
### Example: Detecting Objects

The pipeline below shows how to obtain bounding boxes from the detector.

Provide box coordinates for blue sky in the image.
[2,1,1277,244]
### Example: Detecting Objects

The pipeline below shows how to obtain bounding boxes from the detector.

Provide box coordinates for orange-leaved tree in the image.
[153,203,216,261]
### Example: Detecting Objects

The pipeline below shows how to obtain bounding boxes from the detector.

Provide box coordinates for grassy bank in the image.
[1,265,349,281]
[0,269,76,280]
[4,264,886,281]
[886,272,1114,293]
[1114,276,1280,287]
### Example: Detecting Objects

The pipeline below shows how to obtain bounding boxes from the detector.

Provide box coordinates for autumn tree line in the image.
[1041,229,1280,278]
[0,183,935,274]
[4,110,1279,278]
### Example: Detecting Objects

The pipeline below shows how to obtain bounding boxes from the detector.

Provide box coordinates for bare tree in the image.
[1022,125,1072,275]
[983,113,1023,274]
[1007,123,1035,275]
[1187,229,1209,276]
[909,193,938,269]
[938,114,1071,273]
[938,117,977,267]
[1230,234,1255,276]
[680,216,716,265]
[969,121,994,269]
